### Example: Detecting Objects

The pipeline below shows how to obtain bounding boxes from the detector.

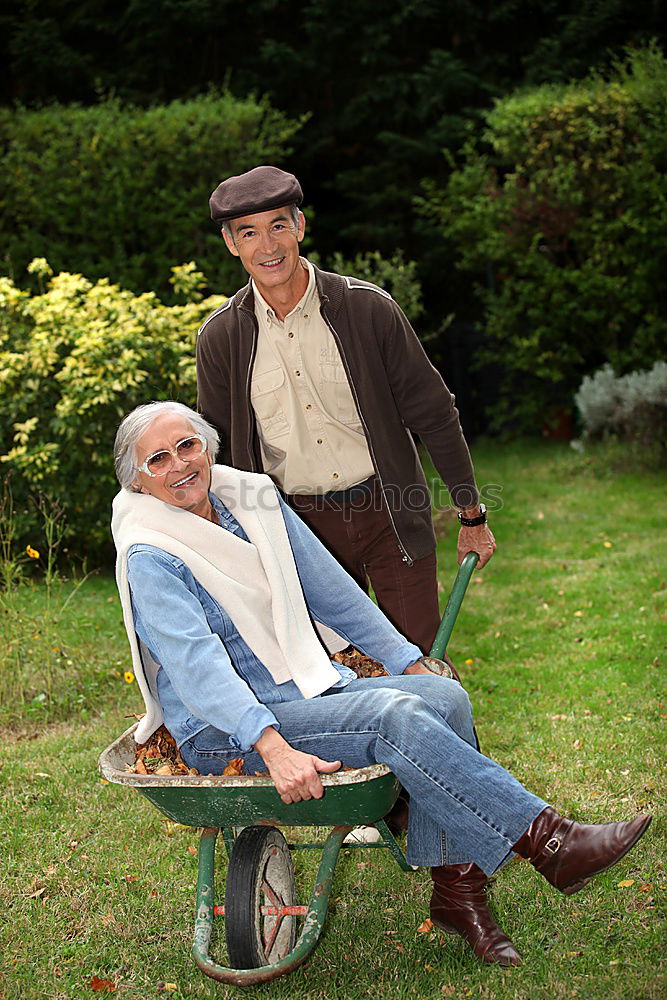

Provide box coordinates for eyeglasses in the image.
[135,434,208,477]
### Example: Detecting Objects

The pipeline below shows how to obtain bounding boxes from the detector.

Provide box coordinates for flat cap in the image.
[210,165,303,225]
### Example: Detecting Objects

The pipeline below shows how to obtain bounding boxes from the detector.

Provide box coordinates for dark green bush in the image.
[308,249,424,325]
[421,43,667,430]
[0,92,302,299]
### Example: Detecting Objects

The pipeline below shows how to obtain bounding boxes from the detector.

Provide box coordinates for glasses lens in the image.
[145,450,172,474]
[176,436,204,460]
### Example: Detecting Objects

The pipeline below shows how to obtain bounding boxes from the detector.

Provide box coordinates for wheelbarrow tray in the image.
[100,723,401,828]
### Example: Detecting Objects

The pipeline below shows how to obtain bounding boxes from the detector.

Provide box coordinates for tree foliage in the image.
[1,1,664,293]
[422,44,667,429]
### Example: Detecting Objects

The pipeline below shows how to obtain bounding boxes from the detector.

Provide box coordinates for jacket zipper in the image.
[320,297,414,566]
[244,312,260,472]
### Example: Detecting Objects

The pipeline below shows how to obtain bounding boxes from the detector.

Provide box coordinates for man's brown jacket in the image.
[196,262,478,564]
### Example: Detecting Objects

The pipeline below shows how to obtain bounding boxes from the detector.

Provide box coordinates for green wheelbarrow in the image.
[99,552,479,986]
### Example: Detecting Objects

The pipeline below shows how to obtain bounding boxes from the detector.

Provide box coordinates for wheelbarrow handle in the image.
[429,551,479,659]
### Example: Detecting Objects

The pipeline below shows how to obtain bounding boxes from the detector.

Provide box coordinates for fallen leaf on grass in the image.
[617,879,635,888]
[157,984,178,992]
[28,887,46,899]
[89,977,117,993]
[639,883,653,892]
[187,845,197,856]
[417,918,434,934]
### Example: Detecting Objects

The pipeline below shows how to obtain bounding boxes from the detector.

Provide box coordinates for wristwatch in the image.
[457,503,487,527]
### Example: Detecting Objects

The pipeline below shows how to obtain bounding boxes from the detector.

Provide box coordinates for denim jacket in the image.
[127,494,422,752]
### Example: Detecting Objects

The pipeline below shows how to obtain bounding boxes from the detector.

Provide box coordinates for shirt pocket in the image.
[319,349,362,429]
[251,366,289,440]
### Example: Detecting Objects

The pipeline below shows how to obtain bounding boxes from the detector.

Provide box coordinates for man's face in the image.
[223,206,305,294]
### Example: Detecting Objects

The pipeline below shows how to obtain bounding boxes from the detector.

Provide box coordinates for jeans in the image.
[180,674,547,875]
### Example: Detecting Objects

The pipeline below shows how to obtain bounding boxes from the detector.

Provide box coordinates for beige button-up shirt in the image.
[250,259,375,494]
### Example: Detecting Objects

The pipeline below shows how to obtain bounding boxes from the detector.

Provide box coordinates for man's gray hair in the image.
[222,203,301,242]
[114,401,220,489]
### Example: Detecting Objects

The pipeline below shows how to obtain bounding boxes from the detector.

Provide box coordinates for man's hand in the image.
[403,659,433,676]
[404,656,463,684]
[254,727,341,804]
[457,523,496,569]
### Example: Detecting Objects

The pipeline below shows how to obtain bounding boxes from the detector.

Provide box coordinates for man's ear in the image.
[297,211,306,243]
[222,228,240,257]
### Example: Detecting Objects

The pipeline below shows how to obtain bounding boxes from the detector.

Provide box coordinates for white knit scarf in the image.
[112,465,345,744]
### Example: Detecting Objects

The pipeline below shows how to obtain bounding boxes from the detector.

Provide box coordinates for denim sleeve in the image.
[278,498,423,672]
[127,547,278,751]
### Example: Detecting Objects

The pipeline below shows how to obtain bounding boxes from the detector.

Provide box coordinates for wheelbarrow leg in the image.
[192,825,353,985]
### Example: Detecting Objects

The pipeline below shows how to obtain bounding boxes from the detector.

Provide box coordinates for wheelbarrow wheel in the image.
[225,825,296,969]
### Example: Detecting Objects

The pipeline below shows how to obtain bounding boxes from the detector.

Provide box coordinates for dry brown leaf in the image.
[89,977,117,993]
[187,845,197,856]
[222,757,245,776]
[417,918,434,934]
[332,647,388,678]
[129,725,199,776]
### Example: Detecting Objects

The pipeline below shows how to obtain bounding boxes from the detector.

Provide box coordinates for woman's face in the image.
[133,412,213,518]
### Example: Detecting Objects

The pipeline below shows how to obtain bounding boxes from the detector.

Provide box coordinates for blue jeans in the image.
[180,674,547,875]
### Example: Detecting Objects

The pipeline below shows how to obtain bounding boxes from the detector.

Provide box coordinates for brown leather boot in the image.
[430,862,521,967]
[513,807,652,896]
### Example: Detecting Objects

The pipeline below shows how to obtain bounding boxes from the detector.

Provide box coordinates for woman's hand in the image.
[254,727,341,804]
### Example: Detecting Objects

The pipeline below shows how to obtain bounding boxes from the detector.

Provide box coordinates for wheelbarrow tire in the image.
[225,825,296,969]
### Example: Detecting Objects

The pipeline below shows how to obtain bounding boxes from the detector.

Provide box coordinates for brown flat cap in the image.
[210,165,303,225]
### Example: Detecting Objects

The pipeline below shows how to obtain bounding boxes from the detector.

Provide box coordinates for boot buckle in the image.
[545,837,561,854]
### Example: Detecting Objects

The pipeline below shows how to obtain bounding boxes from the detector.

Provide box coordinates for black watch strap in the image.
[458,503,487,527]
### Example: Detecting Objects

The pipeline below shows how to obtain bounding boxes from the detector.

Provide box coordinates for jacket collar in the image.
[236,259,345,318]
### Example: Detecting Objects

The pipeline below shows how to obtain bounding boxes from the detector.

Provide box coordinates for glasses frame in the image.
[135,434,208,478]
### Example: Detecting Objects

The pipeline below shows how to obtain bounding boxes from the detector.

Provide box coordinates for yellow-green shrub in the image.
[0,260,224,564]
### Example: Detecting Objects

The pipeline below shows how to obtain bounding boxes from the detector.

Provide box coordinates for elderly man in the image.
[196,165,495,655]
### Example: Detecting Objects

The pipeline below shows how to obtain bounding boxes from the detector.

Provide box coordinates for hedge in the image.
[0,92,302,299]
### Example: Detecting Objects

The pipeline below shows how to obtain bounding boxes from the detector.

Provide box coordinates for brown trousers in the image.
[288,484,441,654]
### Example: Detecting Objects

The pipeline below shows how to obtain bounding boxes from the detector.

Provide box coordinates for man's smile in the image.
[257,256,286,268]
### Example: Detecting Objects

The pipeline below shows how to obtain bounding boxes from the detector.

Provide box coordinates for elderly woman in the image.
[112,400,650,970]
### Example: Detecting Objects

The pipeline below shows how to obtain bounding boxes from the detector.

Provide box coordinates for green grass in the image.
[1,440,665,1000]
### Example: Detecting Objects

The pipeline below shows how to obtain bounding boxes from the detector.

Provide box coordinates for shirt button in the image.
[304,314,309,319]
[288,331,294,338]
[317,438,323,444]
[332,473,339,479]
[295,370,301,376]
[305,404,312,410]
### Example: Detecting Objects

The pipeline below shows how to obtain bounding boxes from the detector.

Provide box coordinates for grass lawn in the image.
[1,440,665,1000]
